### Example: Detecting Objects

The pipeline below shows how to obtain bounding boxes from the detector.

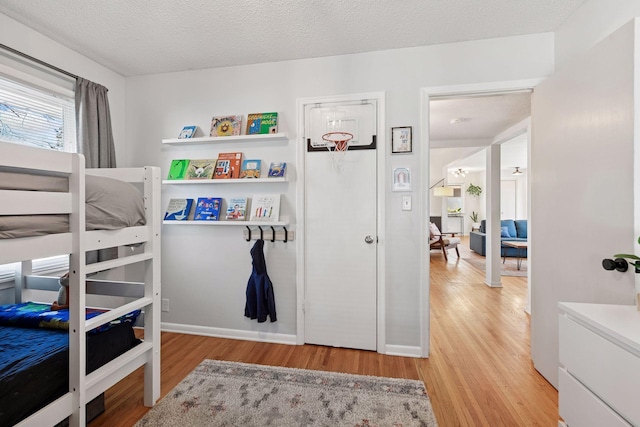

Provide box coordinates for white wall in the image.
[429,147,479,218]
[555,0,640,71]
[0,14,127,165]
[531,19,636,387]
[126,33,554,347]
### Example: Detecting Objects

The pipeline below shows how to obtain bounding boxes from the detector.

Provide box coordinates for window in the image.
[0,71,76,284]
[0,74,75,151]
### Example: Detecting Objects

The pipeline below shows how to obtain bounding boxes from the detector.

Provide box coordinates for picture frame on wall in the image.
[391,126,412,153]
[392,167,411,191]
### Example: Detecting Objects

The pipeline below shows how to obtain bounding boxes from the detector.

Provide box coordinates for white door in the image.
[530,21,636,388]
[303,99,378,351]
[501,180,516,219]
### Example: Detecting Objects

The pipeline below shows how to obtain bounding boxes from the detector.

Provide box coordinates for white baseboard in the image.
[385,344,424,358]
[161,322,297,345]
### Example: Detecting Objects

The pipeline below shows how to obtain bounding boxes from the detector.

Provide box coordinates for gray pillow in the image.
[85,175,146,230]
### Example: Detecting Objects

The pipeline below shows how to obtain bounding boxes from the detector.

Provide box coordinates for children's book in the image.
[185,159,216,179]
[178,125,197,139]
[267,162,287,178]
[213,152,243,179]
[239,159,261,178]
[194,197,223,221]
[246,112,278,135]
[225,197,247,221]
[210,115,242,137]
[164,198,193,220]
[249,194,280,222]
[167,159,190,180]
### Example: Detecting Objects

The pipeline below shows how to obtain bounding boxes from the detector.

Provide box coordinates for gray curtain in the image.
[75,77,116,168]
[75,77,117,262]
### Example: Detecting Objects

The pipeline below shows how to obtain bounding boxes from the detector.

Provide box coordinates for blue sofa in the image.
[469,219,528,257]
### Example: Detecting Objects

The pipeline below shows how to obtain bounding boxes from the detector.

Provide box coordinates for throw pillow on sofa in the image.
[514,220,528,239]
[501,227,510,238]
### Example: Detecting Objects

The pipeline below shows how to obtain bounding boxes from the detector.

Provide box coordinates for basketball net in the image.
[322,132,353,172]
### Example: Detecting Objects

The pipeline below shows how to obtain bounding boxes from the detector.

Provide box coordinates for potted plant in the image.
[469,211,480,230]
[466,183,482,197]
[603,236,640,308]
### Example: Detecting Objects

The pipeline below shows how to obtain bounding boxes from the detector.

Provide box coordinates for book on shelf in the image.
[213,152,243,179]
[249,194,280,222]
[225,197,248,221]
[167,159,190,180]
[186,159,216,179]
[210,115,242,137]
[178,125,197,139]
[239,159,261,179]
[246,112,278,135]
[267,162,286,178]
[194,197,223,221]
[164,198,193,220]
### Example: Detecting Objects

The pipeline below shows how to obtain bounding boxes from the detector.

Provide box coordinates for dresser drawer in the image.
[559,368,630,427]
[559,314,640,425]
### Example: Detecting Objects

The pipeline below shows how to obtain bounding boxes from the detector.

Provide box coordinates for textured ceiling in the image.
[0,0,585,76]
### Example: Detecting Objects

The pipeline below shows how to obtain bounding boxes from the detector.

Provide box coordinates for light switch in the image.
[402,195,412,211]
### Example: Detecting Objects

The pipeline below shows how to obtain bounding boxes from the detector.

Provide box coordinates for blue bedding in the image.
[0,302,140,333]
[0,322,140,425]
[0,325,67,381]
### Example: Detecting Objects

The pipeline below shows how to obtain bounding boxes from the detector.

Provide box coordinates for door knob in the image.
[364,235,374,244]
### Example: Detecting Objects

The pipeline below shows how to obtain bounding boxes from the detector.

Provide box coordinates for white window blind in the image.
[0,70,76,283]
[0,74,75,151]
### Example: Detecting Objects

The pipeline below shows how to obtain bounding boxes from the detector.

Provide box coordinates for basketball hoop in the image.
[322,131,353,172]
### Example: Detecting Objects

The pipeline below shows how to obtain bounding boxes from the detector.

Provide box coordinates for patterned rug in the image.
[461,256,527,277]
[134,359,438,426]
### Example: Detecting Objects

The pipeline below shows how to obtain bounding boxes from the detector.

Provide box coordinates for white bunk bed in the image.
[0,140,161,427]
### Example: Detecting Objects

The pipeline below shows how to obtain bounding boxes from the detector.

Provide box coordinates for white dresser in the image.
[558,302,640,426]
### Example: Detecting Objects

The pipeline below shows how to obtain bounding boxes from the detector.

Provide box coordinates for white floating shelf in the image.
[163,220,288,227]
[162,177,286,185]
[162,133,288,145]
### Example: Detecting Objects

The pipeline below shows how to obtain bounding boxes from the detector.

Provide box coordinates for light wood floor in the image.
[90,238,557,426]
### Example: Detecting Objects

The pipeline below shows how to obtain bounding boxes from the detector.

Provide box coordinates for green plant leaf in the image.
[613,253,640,261]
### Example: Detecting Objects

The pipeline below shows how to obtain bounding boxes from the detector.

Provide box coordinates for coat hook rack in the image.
[243,226,292,243]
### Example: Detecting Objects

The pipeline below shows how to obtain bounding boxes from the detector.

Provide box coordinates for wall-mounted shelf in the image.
[163,220,288,227]
[162,133,288,145]
[162,177,286,185]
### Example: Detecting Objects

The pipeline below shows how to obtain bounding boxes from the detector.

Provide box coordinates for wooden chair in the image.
[429,222,460,261]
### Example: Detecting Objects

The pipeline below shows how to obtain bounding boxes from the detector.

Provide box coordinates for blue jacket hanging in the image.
[245,239,277,322]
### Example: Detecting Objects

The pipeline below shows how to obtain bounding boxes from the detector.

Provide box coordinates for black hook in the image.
[258,226,264,240]
[602,258,629,272]
[270,226,276,242]
[246,226,251,242]
[283,226,288,243]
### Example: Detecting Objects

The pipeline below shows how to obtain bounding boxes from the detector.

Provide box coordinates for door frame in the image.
[296,91,386,352]
[420,79,542,356]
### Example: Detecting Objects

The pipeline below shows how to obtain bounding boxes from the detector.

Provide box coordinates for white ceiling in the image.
[429,92,531,148]
[430,93,531,175]
[445,133,528,175]
[0,0,585,77]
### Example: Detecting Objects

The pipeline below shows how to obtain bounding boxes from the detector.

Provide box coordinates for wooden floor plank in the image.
[89,238,557,427]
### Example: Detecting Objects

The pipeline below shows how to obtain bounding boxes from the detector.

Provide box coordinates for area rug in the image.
[134,359,438,426]
[461,256,527,277]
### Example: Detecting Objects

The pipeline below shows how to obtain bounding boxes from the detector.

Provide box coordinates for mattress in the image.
[0,323,140,426]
